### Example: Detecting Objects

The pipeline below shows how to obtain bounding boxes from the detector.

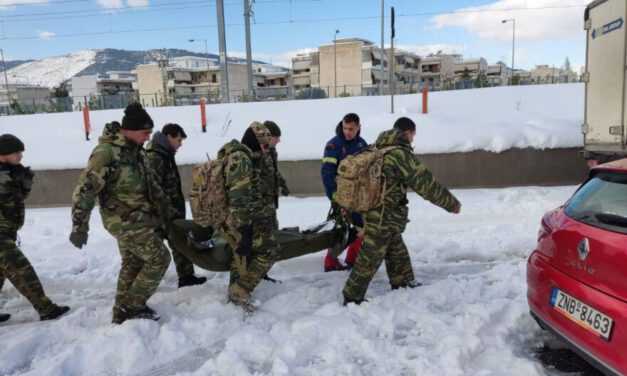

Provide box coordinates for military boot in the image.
[0,313,10,322]
[40,304,70,321]
[391,280,422,290]
[342,297,368,306]
[112,305,160,324]
[228,284,255,313]
[178,275,208,288]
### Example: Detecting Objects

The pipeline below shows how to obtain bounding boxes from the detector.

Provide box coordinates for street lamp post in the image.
[501,18,516,84]
[334,29,339,97]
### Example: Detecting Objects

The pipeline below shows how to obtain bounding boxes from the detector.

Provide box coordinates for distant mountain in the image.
[3,48,273,88]
[3,59,34,70]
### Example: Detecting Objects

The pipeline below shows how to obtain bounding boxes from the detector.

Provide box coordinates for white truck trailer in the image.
[583,0,627,163]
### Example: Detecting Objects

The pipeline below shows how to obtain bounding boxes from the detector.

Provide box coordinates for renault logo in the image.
[577,238,590,261]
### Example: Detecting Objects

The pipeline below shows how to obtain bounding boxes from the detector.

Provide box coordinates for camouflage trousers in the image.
[342,228,415,302]
[0,238,55,315]
[114,229,171,311]
[229,216,279,293]
[166,238,195,279]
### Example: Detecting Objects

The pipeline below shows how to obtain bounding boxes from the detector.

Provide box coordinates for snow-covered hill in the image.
[6,50,97,88]
[5,48,278,88]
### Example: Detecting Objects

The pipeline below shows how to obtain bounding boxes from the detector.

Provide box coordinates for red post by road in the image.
[82,104,91,140]
[422,86,429,114]
[200,98,207,133]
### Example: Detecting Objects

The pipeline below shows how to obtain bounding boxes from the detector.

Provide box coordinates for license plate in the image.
[550,288,614,341]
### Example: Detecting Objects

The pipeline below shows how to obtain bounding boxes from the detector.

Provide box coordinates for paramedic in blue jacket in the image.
[321,113,368,271]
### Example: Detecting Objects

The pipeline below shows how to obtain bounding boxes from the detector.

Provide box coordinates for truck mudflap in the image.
[168,219,350,272]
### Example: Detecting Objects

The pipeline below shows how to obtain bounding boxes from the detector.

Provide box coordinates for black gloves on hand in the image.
[234,225,253,257]
[10,165,34,196]
[69,231,88,249]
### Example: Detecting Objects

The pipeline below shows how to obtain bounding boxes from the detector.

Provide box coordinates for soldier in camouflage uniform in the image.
[342,118,461,305]
[260,121,289,230]
[0,134,70,323]
[145,123,207,288]
[218,122,279,311]
[70,103,176,324]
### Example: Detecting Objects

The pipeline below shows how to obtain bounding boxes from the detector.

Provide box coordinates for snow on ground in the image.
[0,186,578,376]
[6,50,97,88]
[0,84,583,170]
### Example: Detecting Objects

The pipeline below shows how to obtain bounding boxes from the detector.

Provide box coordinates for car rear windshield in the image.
[565,171,627,235]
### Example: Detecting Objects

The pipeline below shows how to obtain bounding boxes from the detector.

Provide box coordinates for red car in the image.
[527,159,627,376]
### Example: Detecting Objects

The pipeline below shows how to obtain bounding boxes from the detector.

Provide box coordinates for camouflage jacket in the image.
[71,122,175,237]
[219,140,265,230]
[259,147,288,210]
[364,129,460,233]
[145,132,186,220]
[0,163,34,240]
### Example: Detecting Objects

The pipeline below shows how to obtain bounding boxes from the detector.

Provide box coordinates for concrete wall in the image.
[26,148,588,208]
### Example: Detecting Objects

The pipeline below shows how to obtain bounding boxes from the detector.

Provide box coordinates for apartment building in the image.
[318,38,391,97]
[486,62,512,86]
[530,65,579,84]
[71,71,136,109]
[419,53,460,90]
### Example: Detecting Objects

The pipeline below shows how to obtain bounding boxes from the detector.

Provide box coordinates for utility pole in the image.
[216,0,230,103]
[389,6,395,113]
[502,18,516,84]
[0,48,10,115]
[244,0,254,98]
[334,29,339,97]
[379,0,384,95]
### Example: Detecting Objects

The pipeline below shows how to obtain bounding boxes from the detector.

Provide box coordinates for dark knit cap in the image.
[0,134,25,156]
[393,117,416,132]
[121,103,154,130]
[263,120,281,137]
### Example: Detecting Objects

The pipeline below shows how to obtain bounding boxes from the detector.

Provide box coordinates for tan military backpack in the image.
[189,157,228,228]
[335,146,399,213]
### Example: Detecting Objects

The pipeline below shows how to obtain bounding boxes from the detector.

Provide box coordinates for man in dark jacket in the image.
[145,123,206,288]
[0,134,70,323]
[321,113,368,272]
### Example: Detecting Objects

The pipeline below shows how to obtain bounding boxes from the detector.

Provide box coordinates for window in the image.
[565,172,627,234]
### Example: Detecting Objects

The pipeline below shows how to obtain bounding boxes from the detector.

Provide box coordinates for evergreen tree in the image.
[563,57,572,72]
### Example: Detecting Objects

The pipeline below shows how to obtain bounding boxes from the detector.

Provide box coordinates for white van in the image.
[583,0,627,163]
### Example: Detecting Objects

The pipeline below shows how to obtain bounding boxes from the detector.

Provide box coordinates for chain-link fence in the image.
[0,79,583,116]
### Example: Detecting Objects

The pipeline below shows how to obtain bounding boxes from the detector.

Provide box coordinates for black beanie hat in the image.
[263,120,281,137]
[121,103,154,130]
[393,117,416,132]
[0,134,25,156]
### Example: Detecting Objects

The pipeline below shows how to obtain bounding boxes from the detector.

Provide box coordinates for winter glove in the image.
[234,225,253,257]
[450,200,462,214]
[69,231,88,249]
[10,165,34,197]
[280,184,290,196]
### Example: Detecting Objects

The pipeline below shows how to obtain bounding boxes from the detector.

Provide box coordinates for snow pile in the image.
[6,50,97,88]
[0,186,576,375]
[0,84,584,170]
